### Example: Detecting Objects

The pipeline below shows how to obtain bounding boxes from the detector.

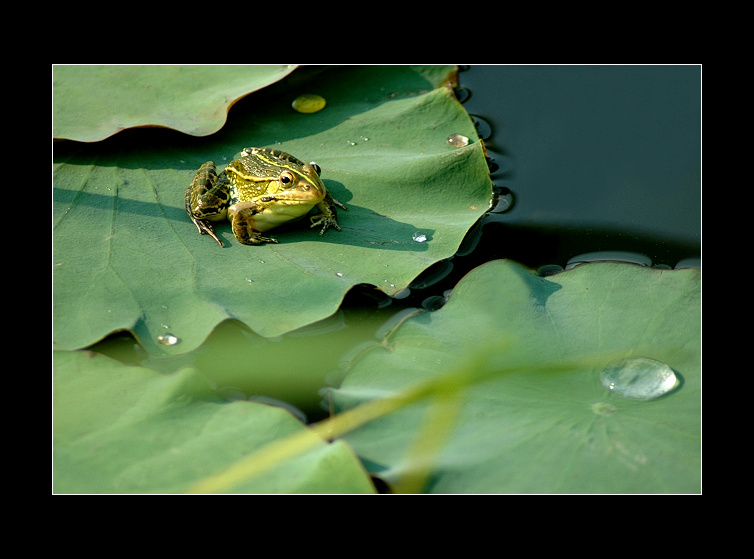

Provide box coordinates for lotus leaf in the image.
[53,65,492,355]
[53,65,298,141]
[52,350,374,493]
[329,259,701,493]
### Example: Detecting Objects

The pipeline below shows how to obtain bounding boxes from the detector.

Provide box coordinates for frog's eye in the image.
[279,171,295,185]
[310,162,321,176]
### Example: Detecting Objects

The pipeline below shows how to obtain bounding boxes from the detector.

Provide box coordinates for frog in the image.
[185,147,347,247]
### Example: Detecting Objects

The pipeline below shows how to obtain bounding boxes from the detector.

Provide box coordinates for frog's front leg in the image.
[185,162,229,247]
[230,201,280,246]
[310,192,348,235]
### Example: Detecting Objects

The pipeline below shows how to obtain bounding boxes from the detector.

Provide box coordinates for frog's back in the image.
[242,148,308,178]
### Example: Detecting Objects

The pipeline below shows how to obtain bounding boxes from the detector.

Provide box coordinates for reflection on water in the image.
[458,65,701,246]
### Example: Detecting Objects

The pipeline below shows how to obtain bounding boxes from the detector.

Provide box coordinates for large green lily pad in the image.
[53,65,298,142]
[329,259,701,493]
[53,350,374,493]
[53,65,492,355]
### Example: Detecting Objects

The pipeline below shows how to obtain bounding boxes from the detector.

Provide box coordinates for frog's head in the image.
[266,162,327,205]
[226,149,327,207]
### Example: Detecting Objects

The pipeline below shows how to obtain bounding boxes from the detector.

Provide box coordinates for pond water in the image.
[459,65,700,270]
[93,65,702,420]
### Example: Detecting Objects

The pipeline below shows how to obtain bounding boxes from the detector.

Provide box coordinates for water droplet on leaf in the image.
[600,357,679,401]
[157,333,180,346]
[447,133,469,148]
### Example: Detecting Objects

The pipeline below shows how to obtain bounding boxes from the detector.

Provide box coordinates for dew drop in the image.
[157,333,180,346]
[413,231,428,243]
[447,133,469,148]
[291,93,326,114]
[600,357,679,401]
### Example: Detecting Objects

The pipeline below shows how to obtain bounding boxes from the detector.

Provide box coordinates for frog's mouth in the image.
[263,191,322,204]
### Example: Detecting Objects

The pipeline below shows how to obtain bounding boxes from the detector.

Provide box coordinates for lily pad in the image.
[329,260,701,493]
[52,65,298,142]
[52,350,375,493]
[53,65,492,354]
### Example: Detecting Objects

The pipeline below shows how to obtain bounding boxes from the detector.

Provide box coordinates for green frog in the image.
[185,147,347,247]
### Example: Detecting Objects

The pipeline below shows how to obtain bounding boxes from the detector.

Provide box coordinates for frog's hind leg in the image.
[185,162,225,247]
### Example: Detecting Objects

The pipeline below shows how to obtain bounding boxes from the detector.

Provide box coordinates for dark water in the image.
[457,64,701,270]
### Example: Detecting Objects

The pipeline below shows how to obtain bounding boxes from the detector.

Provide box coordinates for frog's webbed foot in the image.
[311,195,348,235]
[310,213,341,235]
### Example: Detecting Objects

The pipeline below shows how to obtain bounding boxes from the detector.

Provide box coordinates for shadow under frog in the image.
[54,171,433,254]
[198,179,434,253]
